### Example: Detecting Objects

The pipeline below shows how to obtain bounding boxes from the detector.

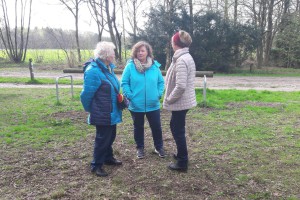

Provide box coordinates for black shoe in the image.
[91,167,108,177]
[154,148,166,158]
[168,163,188,172]
[104,158,122,166]
[137,148,145,159]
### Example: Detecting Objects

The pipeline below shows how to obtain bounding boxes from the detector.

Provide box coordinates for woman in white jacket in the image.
[163,30,197,172]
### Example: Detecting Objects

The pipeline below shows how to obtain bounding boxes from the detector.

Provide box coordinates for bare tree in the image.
[0,0,33,63]
[224,0,229,20]
[46,28,75,67]
[104,0,122,62]
[58,0,84,62]
[87,0,122,61]
[233,0,239,68]
[164,0,174,70]
[255,0,267,68]
[188,0,194,35]
[120,0,127,61]
[125,0,146,41]
[87,0,106,41]
[264,0,275,66]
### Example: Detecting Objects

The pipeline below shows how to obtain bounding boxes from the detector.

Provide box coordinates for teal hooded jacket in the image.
[121,59,165,112]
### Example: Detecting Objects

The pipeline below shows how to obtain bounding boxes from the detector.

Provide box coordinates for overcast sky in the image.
[5,0,97,33]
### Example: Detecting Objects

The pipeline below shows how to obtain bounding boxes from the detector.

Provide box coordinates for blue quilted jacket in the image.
[80,58,122,125]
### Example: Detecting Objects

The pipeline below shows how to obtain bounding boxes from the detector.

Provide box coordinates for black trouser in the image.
[91,125,116,170]
[170,109,189,167]
[130,109,163,150]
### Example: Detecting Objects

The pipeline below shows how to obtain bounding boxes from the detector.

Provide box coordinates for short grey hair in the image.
[94,41,116,60]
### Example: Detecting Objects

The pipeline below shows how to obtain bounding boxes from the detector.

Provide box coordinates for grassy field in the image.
[0,76,83,85]
[0,88,299,199]
[0,49,93,65]
[223,67,300,77]
[0,49,131,69]
[1,49,300,76]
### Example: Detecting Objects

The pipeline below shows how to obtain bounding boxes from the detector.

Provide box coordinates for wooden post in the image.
[203,75,207,107]
[29,58,34,80]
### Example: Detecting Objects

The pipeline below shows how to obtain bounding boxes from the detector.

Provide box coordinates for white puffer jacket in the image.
[163,47,197,111]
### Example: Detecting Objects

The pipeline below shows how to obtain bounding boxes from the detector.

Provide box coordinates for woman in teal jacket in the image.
[121,41,165,159]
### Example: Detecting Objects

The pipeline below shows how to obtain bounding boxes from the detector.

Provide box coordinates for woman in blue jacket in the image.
[121,41,165,159]
[80,41,122,177]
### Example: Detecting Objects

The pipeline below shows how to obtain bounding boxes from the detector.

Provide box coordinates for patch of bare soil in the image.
[50,110,87,123]
[226,101,284,108]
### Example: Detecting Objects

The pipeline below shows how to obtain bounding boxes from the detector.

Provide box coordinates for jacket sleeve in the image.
[121,64,133,100]
[166,59,187,104]
[157,69,165,99]
[80,67,101,112]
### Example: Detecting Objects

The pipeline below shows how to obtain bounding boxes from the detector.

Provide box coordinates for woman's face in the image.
[136,46,148,63]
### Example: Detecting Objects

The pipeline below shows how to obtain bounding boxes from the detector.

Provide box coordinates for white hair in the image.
[94,41,116,60]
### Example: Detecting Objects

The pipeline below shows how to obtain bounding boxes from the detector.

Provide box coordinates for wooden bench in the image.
[63,68,214,77]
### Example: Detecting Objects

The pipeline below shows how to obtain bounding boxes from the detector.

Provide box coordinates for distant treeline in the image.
[27,27,108,49]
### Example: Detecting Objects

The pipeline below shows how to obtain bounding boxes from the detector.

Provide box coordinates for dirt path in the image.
[0,71,299,91]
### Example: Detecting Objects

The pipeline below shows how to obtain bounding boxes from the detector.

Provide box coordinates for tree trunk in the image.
[256,0,267,68]
[58,0,83,64]
[88,0,105,41]
[120,0,127,61]
[224,0,229,21]
[264,0,274,66]
[133,0,137,41]
[105,0,117,50]
[75,5,81,62]
[23,0,33,62]
[189,0,193,35]
[105,0,122,62]
[234,0,239,68]
[165,0,174,70]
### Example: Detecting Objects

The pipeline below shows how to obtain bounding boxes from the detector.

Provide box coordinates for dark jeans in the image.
[170,109,189,167]
[91,125,116,170]
[130,109,163,150]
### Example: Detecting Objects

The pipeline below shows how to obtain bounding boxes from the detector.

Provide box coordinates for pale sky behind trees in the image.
[5,0,98,33]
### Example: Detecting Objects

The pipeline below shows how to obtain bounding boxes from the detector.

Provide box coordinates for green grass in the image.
[0,76,83,85]
[0,88,300,199]
[197,89,300,108]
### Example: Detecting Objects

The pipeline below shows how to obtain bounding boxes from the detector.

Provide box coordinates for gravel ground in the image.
[0,71,300,91]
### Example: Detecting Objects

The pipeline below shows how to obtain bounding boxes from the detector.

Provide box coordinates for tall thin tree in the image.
[104,0,122,62]
[58,0,84,63]
[87,0,106,42]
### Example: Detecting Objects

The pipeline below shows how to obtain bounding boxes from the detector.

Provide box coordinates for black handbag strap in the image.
[94,59,120,94]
